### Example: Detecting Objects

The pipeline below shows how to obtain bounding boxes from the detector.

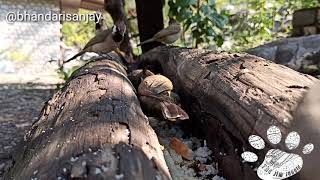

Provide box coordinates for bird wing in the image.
[83,29,111,50]
[153,24,181,39]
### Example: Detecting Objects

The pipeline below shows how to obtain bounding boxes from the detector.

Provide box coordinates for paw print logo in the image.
[241,126,314,180]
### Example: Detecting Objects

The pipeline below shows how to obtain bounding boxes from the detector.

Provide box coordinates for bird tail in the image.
[137,38,155,46]
[64,50,85,63]
[160,101,189,121]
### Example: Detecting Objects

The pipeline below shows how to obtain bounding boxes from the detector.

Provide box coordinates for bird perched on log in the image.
[137,18,181,46]
[138,74,189,121]
[94,12,107,35]
[64,21,126,63]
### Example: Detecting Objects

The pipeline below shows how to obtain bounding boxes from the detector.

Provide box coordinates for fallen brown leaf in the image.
[169,137,194,160]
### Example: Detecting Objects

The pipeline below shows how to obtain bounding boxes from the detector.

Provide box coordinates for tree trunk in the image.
[5,58,171,180]
[140,46,320,180]
[135,0,164,52]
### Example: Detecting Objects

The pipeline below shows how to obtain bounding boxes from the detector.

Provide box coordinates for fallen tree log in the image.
[5,58,171,179]
[247,34,320,72]
[140,47,320,180]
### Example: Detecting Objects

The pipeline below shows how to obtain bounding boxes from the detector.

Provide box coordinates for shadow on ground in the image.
[0,83,56,178]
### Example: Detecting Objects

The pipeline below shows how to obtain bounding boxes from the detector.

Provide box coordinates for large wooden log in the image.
[5,58,171,180]
[140,47,320,180]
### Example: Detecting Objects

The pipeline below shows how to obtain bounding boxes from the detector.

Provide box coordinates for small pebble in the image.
[95,168,102,174]
[115,173,124,179]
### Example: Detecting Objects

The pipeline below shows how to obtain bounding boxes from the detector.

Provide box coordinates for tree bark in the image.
[5,58,171,180]
[135,0,164,52]
[139,46,320,180]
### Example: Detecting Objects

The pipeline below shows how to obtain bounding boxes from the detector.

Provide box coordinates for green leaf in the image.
[208,0,216,6]
[200,5,211,16]
[188,0,197,5]
[208,13,225,29]
[168,0,175,7]
[176,0,194,7]
[214,35,224,47]
[206,27,216,37]
[183,18,193,30]
[180,8,193,19]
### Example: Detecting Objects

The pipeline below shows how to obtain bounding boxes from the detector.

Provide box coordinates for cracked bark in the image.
[139,46,320,180]
[5,58,171,180]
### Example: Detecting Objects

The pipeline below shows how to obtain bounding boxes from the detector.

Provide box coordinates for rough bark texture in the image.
[105,0,134,62]
[140,46,320,180]
[135,0,164,52]
[247,35,320,71]
[5,58,171,180]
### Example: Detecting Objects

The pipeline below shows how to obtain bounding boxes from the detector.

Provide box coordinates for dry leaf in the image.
[170,137,194,160]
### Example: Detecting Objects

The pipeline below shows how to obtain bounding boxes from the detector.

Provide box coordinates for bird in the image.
[64,21,126,63]
[94,12,107,35]
[137,18,181,46]
[94,16,132,65]
[138,74,189,121]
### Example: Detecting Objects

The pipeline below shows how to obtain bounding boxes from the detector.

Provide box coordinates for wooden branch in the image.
[140,46,320,180]
[5,58,171,179]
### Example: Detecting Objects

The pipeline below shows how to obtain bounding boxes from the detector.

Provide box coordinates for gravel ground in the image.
[0,83,55,178]
[149,117,225,180]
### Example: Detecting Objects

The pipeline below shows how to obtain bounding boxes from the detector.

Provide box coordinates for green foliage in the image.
[125,0,142,55]
[168,0,228,48]
[302,64,320,75]
[62,22,93,48]
[56,65,81,82]
[218,0,319,51]
[60,0,320,54]
[8,51,30,62]
[1,47,31,62]
[62,9,99,48]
